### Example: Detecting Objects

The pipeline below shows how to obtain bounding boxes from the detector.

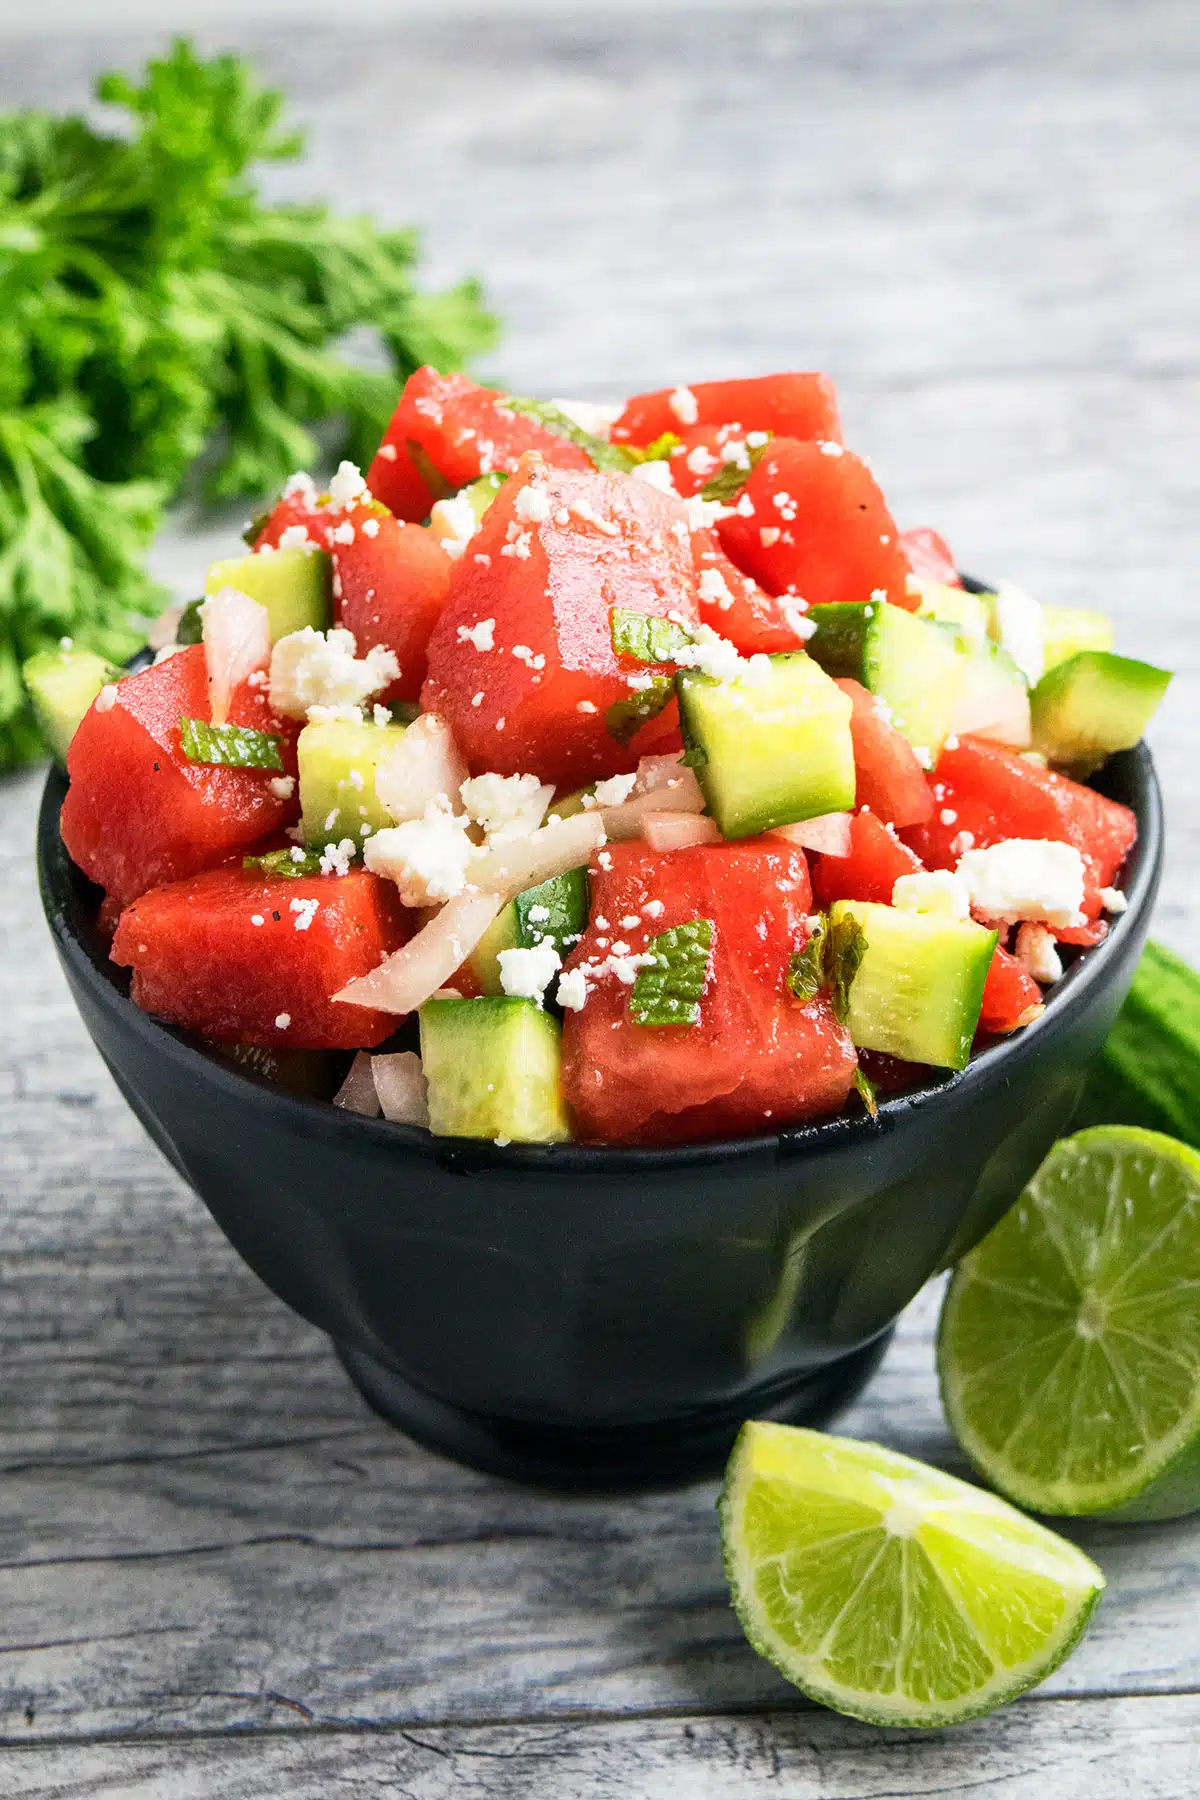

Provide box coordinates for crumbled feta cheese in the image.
[284,471,319,504]
[892,870,971,919]
[632,459,675,492]
[269,627,399,721]
[667,385,700,426]
[363,804,475,906]
[940,808,958,826]
[1015,922,1064,984]
[290,896,319,932]
[460,771,553,844]
[869,588,888,604]
[274,1013,292,1030]
[673,624,771,687]
[328,461,368,508]
[1099,886,1128,915]
[319,838,356,877]
[818,440,844,457]
[549,398,622,436]
[498,942,562,1006]
[781,603,816,640]
[556,968,590,1012]
[620,915,641,930]
[471,692,485,708]
[250,914,265,927]
[457,618,496,652]
[956,838,1086,928]
[592,772,638,807]
[643,898,665,918]
[268,775,296,801]
[500,528,533,560]
[361,515,380,538]
[577,699,598,714]
[697,567,735,610]
[734,491,755,518]
[514,482,552,522]
[686,445,718,478]
[913,746,934,770]
[759,526,782,548]
[377,444,398,462]
[950,829,975,856]
[95,683,119,713]
[373,704,392,727]
[431,489,482,559]
[682,494,731,532]
[992,581,1046,687]
[277,523,316,551]
[526,904,551,924]
[330,519,356,546]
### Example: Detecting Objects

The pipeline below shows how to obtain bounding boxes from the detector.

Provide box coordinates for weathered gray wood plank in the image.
[1,0,1198,1783]
[3,1695,1200,1798]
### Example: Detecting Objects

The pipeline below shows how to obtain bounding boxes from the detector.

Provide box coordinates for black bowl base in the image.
[336,1332,895,1491]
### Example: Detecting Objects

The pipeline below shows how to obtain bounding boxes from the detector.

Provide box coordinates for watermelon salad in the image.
[30,368,1171,1147]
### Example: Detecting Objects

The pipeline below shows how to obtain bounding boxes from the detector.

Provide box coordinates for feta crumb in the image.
[950,829,976,856]
[328,460,368,508]
[869,588,888,604]
[377,443,398,462]
[278,523,316,551]
[673,623,770,687]
[556,967,590,1012]
[759,526,782,548]
[361,516,380,538]
[330,519,356,546]
[686,445,718,478]
[592,772,638,807]
[956,839,1086,929]
[269,775,296,801]
[682,494,732,532]
[284,471,319,503]
[431,489,483,559]
[1099,886,1128,915]
[460,771,553,844]
[373,704,392,727]
[667,384,700,426]
[734,491,755,518]
[620,915,641,930]
[577,700,598,714]
[549,398,622,436]
[940,808,958,826]
[818,440,844,457]
[698,567,735,610]
[1015,922,1064,984]
[992,581,1046,687]
[471,692,485,707]
[643,898,665,918]
[457,618,496,652]
[527,904,551,924]
[95,683,119,713]
[892,871,971,919]
[250,914,265,927]
[290,896,319,932]
[498,942,562,1006]
[274,1013,292,1030]
[319,837,356,877]
[913,746,934,771]
[269,626,398,720]
[363,804,475,905]
[514,482,552,522]
[632,459,675,492]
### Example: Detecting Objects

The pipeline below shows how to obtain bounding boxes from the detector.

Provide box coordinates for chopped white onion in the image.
[466,811,607,901]
[770,813,854,856]
[600,765,706,841]
[333,1051,382,1117]
[201,586,271,726]
[375,712,468,823]
[951,667,1032,747]
[372,1050,430,1127]
[641,812,722,851]
[333,890,505,1016]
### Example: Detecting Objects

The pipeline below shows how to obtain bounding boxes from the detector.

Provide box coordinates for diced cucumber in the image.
[677,653,855,839]
[950,639,1031,747]
[828,899,998,1070]
[24,647,121,764]
[467,867,590,996]
[298,716,408,849]
[205,546,333,641]
[914,579,990,650]
[807,602,964,765]
[418,997,571,1142]
[1030,650,1171,775]
[1042,604,1114,673]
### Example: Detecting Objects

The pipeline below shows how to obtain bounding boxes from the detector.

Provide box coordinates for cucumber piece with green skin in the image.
[1074,941,1200,1150]
[950,638,1032,747]
[806,603,964,765]
[914,578,991,650]
[1030,650,1171,775]
[23,647,121,764]
[418,997,571,1142]
[829,899,997,1070]
[298,716,407,850]
[677,653,855,839]
[205,545,333,641]
[1042,604,1113,673]
[467,867,590,996]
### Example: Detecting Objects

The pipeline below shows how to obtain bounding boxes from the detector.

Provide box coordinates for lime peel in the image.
[720,1421,1104,1729]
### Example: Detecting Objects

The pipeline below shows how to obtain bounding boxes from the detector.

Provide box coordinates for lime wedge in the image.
[939,1126,1200,1521]
[720,1421,1103,1728]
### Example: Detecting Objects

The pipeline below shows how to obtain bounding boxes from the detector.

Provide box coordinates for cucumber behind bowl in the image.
[24,646,122,764]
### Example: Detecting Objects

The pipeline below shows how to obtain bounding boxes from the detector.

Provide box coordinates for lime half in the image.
[939,1126,1200,1521]
[720,1421,1103,1728]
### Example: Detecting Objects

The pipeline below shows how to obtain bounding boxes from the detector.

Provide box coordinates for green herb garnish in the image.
[853,1067,880,1118]
[786,916,829,1005]
[175,599,205,645]
[180,716,284,770]
[828,913,869,1025]
[605,678,675,746]
[630,919,714,1028]
[243,847,324,877]
[503,396,634,473]
[698,437,771,504]
[4,38,497,765]
[610,608,694,664]
[626,431,681,465]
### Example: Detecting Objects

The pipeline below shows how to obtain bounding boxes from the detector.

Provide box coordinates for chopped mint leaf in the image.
[631,919,714,1028]
[853,1066,879,1118]
[242,511,270,549]
[503,395,635,473]
[699,437,771,504]
[243,847,324,877]
[610,608,694,664]
[180,716,284,770]
[786,916,828,1005]
[175,599,205,645]
[829,913,868,1025]
[605,678,674,746]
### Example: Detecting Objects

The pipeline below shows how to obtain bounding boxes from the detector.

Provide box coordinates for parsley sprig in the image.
[2,39,497,765]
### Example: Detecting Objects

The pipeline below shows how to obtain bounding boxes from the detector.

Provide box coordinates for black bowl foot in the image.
[336,1331,895,1491]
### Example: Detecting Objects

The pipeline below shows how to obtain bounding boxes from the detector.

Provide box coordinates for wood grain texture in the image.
[1,0,1198,1790]
[3,1696,1200,1798]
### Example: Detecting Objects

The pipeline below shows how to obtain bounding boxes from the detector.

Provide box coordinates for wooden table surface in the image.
[2,3,1198,1792]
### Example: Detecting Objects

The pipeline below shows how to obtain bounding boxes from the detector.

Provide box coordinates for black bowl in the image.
[37,747,1161,1488]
